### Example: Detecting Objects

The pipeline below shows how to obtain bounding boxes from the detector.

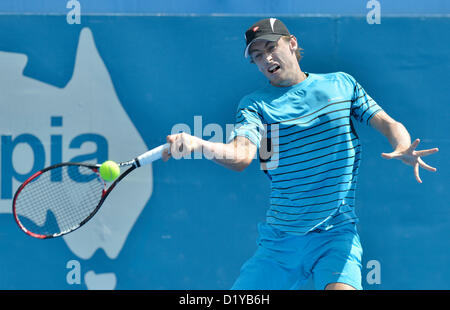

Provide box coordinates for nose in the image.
[263,52,273,64]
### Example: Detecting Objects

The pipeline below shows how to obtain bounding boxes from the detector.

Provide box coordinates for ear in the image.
[289,35,298,52]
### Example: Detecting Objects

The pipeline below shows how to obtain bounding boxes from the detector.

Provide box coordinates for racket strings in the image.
[14,165,106,237]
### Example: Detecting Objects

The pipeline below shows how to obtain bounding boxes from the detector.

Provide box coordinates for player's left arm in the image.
[369,110,439,183]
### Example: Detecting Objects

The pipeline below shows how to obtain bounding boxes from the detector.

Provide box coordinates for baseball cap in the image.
[244,18,291,58]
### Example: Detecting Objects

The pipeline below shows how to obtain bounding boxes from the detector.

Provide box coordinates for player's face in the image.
[249,37,300,87]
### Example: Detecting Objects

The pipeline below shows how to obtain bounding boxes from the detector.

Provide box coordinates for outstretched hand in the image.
[381,138,439,183]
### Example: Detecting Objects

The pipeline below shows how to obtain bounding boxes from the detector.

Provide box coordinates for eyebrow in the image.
[249,41,274,54]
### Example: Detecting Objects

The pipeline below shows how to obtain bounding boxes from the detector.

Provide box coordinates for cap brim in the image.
[244,34,284,58]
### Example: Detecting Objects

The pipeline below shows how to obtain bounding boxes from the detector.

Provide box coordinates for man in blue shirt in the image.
[163,18,438,290]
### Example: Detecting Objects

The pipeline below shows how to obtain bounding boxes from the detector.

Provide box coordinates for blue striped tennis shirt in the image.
[229,72,383,235]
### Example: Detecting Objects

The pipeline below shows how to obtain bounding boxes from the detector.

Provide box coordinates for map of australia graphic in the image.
[0,27,154,289]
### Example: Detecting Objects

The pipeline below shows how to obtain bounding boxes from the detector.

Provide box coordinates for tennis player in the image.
[162,18,439,290]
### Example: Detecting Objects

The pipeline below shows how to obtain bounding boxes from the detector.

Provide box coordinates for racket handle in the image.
[135,143,170,167]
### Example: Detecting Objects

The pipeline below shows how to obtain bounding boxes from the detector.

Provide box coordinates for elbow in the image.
[233,158,253,172]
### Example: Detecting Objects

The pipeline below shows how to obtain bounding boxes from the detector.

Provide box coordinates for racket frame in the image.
[12,162,135,239]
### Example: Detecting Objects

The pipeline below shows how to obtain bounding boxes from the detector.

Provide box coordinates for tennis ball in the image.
[99,160,120,182]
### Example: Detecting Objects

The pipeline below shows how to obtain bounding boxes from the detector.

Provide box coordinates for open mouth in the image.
[268,64,281,74]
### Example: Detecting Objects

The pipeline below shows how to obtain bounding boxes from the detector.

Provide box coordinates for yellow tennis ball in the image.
[99,160,120,182]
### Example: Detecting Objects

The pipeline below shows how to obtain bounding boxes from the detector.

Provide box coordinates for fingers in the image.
[381,138,438,184]
[409,138,440,156]
[410,139,438,177]
[409,138,420,151]
[414,162,422,184]
[418,157,437,172]
[170,134,184,160]
[162,148,171,162]
[413,147,439,157]
[163,134,178,161]
[165,133,193,160]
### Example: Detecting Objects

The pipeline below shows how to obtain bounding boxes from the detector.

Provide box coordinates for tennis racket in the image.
[12,143,170,239]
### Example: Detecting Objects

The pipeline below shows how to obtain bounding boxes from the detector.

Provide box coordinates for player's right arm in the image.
[163,133,257,172]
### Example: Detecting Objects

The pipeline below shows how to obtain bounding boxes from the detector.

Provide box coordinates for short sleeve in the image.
[341,72,383,125]
[227,96,265,148]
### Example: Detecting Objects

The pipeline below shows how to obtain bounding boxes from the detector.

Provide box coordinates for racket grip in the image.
[135,143,170,167]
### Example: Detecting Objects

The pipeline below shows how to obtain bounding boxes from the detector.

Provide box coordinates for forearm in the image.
[166,133,256,171]
[384,121,411,151]
[370,111,411,151]
[199,138,255,171]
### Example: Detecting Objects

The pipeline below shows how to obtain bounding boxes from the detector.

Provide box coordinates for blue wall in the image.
[1,0,450,14]
[0,8,449,290]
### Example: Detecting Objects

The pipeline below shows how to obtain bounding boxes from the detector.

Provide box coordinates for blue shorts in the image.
[231,222,363,290]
